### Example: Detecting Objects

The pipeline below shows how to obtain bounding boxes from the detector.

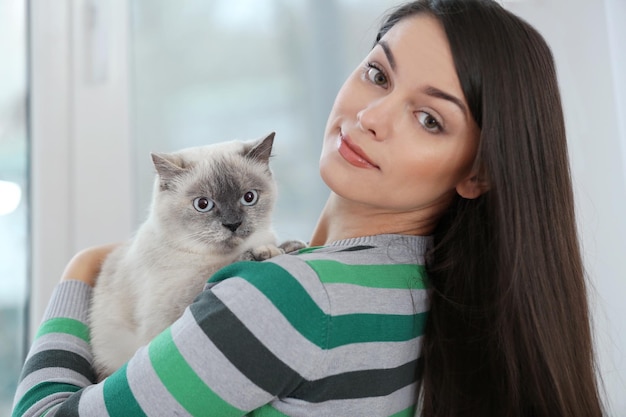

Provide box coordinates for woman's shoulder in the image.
[198,234,430,356]
[289,233,430,286]
[209,234,429,289]
[204,235,431,323]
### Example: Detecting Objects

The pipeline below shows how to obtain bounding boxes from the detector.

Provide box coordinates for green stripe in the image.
[149,328,246,417]
[210,262,426,348]
[330,311,427,347]
[103,363,146,417]
[306,260,427,289]
[296,246,323,254]
[210,261,327,346]
[11,382,80,417]
[35,317,90,342]
[390,405,417,417]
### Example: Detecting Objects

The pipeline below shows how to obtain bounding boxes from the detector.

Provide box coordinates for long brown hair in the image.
[377,1,604,416]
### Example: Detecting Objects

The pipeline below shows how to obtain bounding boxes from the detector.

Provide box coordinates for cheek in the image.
[392,145,475,194]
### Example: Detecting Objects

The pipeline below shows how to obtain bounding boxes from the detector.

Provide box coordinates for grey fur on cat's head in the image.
[148,132,277,255]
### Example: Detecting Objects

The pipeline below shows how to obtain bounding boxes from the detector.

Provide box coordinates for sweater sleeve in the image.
[12,259,328,417]
[11,280,95,416]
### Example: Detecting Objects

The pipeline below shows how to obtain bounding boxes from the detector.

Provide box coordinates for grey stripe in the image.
[335,245,377,252]
[290,358,423,402]
[193,288,422,403]
[76,383,109,416]
[266,255,332,313]
[15,367,92,401]
[327,338,423,373]
[322,234,431,265]
[325,284,430,315]
[272,382,419,417]
[211,277,326,379]
[20,350,95,383]
[172,308,274,410]
[190,290,303,397]
[21,394,69,417]
[42,281,93,322]
[214,277,422,377]
[126,345,193,417]
[52,388,83,417]
[23,332,91,363]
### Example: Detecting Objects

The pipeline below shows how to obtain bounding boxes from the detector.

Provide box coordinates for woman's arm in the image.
[12,247,323,417]
[60,243,120,286]
[12,246,110,416]
[12,280,94,417]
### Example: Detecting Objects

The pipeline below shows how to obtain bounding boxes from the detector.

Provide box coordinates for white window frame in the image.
[29,0,133,338]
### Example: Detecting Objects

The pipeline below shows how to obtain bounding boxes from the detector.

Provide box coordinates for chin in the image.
[221,235,244,252]
[320,161,353,198]
[319,155,340,189]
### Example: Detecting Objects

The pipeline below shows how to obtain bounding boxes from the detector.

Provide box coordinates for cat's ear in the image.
[245,132,275,164]
[151,153,186,190]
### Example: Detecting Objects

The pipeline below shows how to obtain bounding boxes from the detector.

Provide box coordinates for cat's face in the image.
[149,133,277,254]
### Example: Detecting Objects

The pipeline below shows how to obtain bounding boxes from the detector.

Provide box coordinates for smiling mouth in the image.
[337,134,380,169]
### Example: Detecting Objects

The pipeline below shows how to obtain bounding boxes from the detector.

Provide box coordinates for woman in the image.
[12,0,604,416]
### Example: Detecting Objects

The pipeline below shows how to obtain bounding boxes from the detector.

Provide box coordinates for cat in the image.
[89,132,304,380]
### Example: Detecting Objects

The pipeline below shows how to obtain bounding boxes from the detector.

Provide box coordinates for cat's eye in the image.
[193,197,214,212]
[240,190,258,206]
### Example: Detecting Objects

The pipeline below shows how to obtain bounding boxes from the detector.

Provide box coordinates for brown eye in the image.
[365,64,388,86]
[193,197,214,212]
[424,116,438,129]
[373,70,386,85]
[417,111,443,133]
[240,190,258,206]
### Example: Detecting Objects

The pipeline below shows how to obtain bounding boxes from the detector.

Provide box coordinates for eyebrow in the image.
[377,40,468,119]
[423,86,469,119]
[378,40,396,71]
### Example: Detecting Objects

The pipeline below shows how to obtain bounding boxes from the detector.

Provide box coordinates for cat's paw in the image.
[278,239,307,254]
[240,244,284,262]
[239,240,307,262]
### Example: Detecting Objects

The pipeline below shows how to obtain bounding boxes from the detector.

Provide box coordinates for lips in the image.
[337,134,379,169]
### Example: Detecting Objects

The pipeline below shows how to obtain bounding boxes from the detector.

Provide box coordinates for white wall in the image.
[598,1,626,413]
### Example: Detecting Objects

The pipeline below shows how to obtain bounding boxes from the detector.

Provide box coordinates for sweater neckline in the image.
[326,233,433,254]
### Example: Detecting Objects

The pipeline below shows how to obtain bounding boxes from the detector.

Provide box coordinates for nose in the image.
[356,96,397,140]
[223,222,242,232]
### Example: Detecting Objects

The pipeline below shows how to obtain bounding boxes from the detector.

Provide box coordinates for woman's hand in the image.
[61,243,120,286]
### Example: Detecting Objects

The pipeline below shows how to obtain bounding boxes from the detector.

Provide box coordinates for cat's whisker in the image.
[183,230,219,244]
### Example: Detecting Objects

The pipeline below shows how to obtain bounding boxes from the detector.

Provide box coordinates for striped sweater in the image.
[12,234,431,417]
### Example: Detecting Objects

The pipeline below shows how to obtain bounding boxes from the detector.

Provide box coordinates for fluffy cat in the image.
[89,132,303,380]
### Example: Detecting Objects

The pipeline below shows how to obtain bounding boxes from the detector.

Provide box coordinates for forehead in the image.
[377,14,465,102]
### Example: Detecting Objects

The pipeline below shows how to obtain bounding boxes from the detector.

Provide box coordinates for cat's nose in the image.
[223,222,242,232]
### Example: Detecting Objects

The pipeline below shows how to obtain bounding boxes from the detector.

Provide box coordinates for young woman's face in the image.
[320,14,481,225]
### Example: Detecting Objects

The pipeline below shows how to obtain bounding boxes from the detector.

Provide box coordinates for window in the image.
[130,0,407,239]
[25,0,407,333]
[0,0,28,413]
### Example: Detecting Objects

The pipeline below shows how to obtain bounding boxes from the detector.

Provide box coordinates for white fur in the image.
[89,135,284,380]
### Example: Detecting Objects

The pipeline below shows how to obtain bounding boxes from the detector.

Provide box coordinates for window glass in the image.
[130,0,405,239]
[0,0,28,413]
